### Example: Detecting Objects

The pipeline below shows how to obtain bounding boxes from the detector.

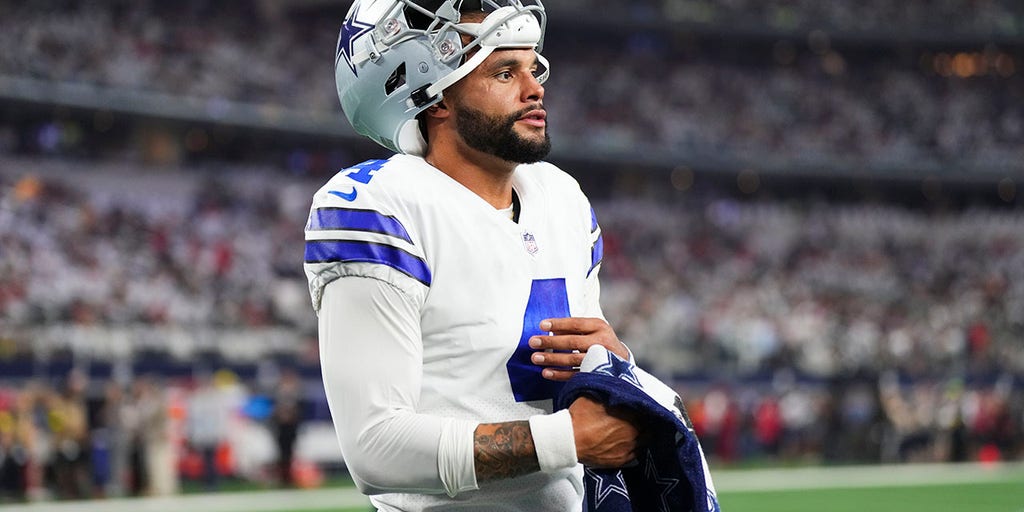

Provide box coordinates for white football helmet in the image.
[335,0,549,154]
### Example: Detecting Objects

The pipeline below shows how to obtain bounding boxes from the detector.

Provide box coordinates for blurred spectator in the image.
[92,380,126,497]
[270,369,302,487]
[135,376,177,495]
[185,372,231,490]
[50,370,90,499]
[753,394,783,457]
[0,391,29,502]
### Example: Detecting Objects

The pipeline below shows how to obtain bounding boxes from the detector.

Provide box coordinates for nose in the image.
[523,73,544,102]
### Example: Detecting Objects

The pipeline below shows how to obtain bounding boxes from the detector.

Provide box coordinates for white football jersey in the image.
[304,154,605,511]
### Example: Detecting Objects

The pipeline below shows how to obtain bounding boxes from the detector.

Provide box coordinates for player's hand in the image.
[569,395,639,468]
[528,317,629,381]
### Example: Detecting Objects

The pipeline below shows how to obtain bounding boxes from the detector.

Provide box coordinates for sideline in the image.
[713,461,1024,492]
[0,487,371,512]
[2,462,1020,512]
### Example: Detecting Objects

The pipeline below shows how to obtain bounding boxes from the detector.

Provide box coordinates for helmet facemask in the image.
[335,0,548,154]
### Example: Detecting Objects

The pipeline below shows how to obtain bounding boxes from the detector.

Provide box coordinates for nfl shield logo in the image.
[522,232,539,255]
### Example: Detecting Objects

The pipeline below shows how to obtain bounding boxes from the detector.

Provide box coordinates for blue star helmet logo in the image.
[338,2,375,76]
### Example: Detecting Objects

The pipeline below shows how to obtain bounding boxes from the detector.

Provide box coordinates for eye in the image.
[496,70,514,81]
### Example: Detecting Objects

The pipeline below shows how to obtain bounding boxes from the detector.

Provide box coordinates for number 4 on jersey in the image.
[506,278,570,402]
[328,159,387,201]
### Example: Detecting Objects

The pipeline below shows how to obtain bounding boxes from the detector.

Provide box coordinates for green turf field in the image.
[271,479,1024,512]
[719,480,1024,512]
[284,481,1024,512]
[4,463,1020,512]
[276,479,1024,512]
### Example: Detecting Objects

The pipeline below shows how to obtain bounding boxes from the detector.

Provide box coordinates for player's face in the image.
[449,48,550,163]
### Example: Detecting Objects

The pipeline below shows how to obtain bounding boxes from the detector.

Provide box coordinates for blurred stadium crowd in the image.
[555,0,1024,35]
[2,0,1023,169]
[1,0,1023,503]
[1,158,1021,500]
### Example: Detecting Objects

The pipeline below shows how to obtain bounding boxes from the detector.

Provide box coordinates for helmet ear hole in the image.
[385,63,408,95]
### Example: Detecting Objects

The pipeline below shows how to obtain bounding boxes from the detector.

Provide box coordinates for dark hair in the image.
[408,0,487,28]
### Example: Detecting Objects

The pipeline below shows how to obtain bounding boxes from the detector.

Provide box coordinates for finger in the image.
[531,351,585,368]
[540,368,577,381]
[540,317,606,335]
[529,334,597,352]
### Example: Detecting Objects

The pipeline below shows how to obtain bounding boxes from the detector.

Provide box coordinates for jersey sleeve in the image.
[307,160,478,496]
[303,161,431,313]
[319,277,478,496]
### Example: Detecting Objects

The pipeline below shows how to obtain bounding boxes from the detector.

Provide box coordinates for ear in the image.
[426,101,450,119]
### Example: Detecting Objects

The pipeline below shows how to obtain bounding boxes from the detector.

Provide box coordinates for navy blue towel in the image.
[555,346,721,512]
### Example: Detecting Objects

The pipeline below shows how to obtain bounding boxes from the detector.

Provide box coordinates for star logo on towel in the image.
[707,490,722,512]
[586,468,630,509]
[591,349,643,389]
[644,451,680,512]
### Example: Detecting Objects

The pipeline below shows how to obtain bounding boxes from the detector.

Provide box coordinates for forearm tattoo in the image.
[474,421,539,482]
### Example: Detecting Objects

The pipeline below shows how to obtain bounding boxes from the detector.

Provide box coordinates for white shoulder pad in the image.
[303,158,430,311]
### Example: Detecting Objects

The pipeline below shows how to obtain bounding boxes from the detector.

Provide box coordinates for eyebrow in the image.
[484,56,540,73]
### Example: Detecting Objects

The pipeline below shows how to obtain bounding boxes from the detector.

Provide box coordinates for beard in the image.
[454,104,551,164]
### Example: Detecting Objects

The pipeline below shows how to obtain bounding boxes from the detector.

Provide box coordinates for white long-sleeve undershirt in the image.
[318,276,479,496]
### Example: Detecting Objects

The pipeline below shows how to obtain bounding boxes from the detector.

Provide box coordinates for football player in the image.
[305,1,638,509]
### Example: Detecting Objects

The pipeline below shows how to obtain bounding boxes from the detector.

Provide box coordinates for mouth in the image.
[517,109,547,128]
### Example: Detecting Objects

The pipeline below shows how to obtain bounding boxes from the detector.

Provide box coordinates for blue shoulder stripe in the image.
[304,240,431,286]
[588,234,604,277]
[307,208,413,244]
[588,208,603,276]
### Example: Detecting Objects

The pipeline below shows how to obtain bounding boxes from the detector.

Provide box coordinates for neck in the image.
[425,141,517,210]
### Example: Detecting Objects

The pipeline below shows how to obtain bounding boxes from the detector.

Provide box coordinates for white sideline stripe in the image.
[713,462,1024,493]
[2,463,1020,511]
[0,487,370,512]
